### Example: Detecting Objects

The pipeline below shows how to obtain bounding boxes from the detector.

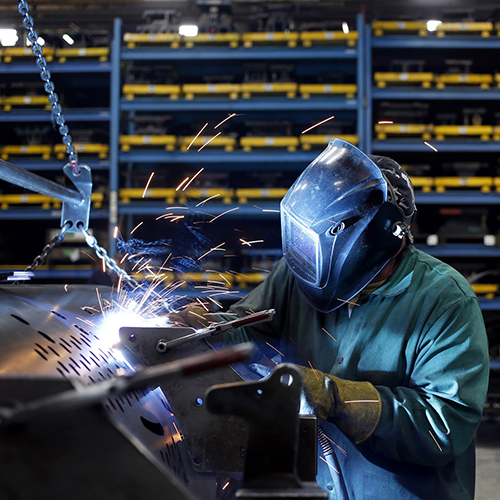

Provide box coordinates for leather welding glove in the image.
[167,305,212,329]
[297,366,382,444]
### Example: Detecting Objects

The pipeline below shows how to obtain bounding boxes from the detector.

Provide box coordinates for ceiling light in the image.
[0,28,18,47]
[179,25,198,37]
[26,36,45,47]
[62,33,75,45]
[342,22,349,35]
[427,20,442,32]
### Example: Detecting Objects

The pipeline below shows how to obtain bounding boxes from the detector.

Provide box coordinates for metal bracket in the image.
[62,162,92,231]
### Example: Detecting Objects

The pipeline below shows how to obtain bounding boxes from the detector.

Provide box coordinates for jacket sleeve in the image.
[219,259,291,355]
[367,296,489,467]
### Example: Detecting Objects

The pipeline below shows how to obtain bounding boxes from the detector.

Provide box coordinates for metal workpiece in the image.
[206,364,327,500]
[0,284,218,500]
[119,323,250,473]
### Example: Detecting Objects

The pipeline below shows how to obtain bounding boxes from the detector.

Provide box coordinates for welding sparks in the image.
[301,115,335,134]
[130,222,143,235]
[142,172,155,198]
[82,250,97,263]
[209,207,239,223]
[187,122,208,150]
[64,284,68,292]
[429,430,443,452]
[424,141,438,152]
[307,360,320,380]
[222,481,230,491]
[344,400,380,403]
[197,242,226,261]
[319,456,340,474]
[337,298,360,307]
[182,168,204,191]
[215,112,237,129]
[176,177,190,191]
[113,226,119,239]
[377,120,394,124]
[196,193,220,206]
[265,342,284,357]
[322,433,348,456]
[198,132,222,152]
[322,327,337,342]
[102,258,106,273]
[120,253,129,264]
[240,238,264,246]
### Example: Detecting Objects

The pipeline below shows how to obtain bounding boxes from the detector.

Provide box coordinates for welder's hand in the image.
[167,305,212,329]
[297,365,382,444]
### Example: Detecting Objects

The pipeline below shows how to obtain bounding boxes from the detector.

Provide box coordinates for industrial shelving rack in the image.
[365,26,500,311]
[0,56,115,279]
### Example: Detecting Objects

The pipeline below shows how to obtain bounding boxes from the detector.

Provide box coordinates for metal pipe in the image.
[0,158,82,204]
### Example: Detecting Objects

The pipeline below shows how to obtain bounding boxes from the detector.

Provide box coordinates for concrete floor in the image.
[475,421,500,500]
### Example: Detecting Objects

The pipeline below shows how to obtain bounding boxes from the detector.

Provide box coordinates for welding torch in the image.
[156,308,276,353]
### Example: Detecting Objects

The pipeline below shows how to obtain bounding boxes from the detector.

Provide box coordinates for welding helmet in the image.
[280,139,415,313]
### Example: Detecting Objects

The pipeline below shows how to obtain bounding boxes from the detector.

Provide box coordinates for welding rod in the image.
[0,157,83,205]
[159,308,276,351]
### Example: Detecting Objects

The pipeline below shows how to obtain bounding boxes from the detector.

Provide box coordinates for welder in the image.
[173,139,489,499]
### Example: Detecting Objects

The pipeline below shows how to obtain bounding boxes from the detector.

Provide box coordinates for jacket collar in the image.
[371,247,416,297]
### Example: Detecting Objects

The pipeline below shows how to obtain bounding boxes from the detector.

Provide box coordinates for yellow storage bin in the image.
[409,177,434,192]
[122,84,181,100]
[179,188,234,204]
[434,177,494,193]
[120,188,177,204]
[240,136,299,152]
[53,143,109,159]
[240,82,298,99]
[436,22,493,38]
[55,47,109,63]
[242,32,299,47]
[299,83,357,98]
[300,31,358,47]
[123,32,181,49]
[2,47,54,63]
[236,188,288,203]
[375,123,433,140]
[434,125,493,140]
[235,272,268,288]
[300,134,358,150]
[1,145,52,160]
[182,83,241,100]
[1,95,50,111]
[435,73,493,89]
[372,21,428,36]
[183,33,240,48]
[374,72,435,88]
[179,135,236,151]
[119,135,177,151]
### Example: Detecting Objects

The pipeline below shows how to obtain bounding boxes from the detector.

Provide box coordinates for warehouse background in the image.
[0,1,499,496]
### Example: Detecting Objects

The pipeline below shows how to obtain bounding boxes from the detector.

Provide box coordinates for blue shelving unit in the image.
[0,108,110,123]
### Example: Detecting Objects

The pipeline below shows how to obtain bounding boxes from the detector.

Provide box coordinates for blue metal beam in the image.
[121,47,357,61]
[118,202,280,218]
[372,140,500,153]
[0,62,111,74]
[0,209,109,220]
[120,98,357,112]
[2,159,110,171]
[416,244,500,258]
[119,151,317,165]
[0,109,110,122]
[371,36,500,49]
[373,88,500,101]
[415,191,500,204]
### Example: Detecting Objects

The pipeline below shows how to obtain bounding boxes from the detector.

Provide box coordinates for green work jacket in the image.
[223,246,489,500]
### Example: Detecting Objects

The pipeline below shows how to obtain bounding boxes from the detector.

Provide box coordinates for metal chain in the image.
[79,225,141,288]
[17,0,80,174]
[25,222,71,272]
[18,0,138,286]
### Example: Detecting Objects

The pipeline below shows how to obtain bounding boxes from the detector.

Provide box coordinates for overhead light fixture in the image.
[427,20,442,32]
[62,33,75,45]
[179,25,198,37]
[0,28,18,47]
[342,22,350,35]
